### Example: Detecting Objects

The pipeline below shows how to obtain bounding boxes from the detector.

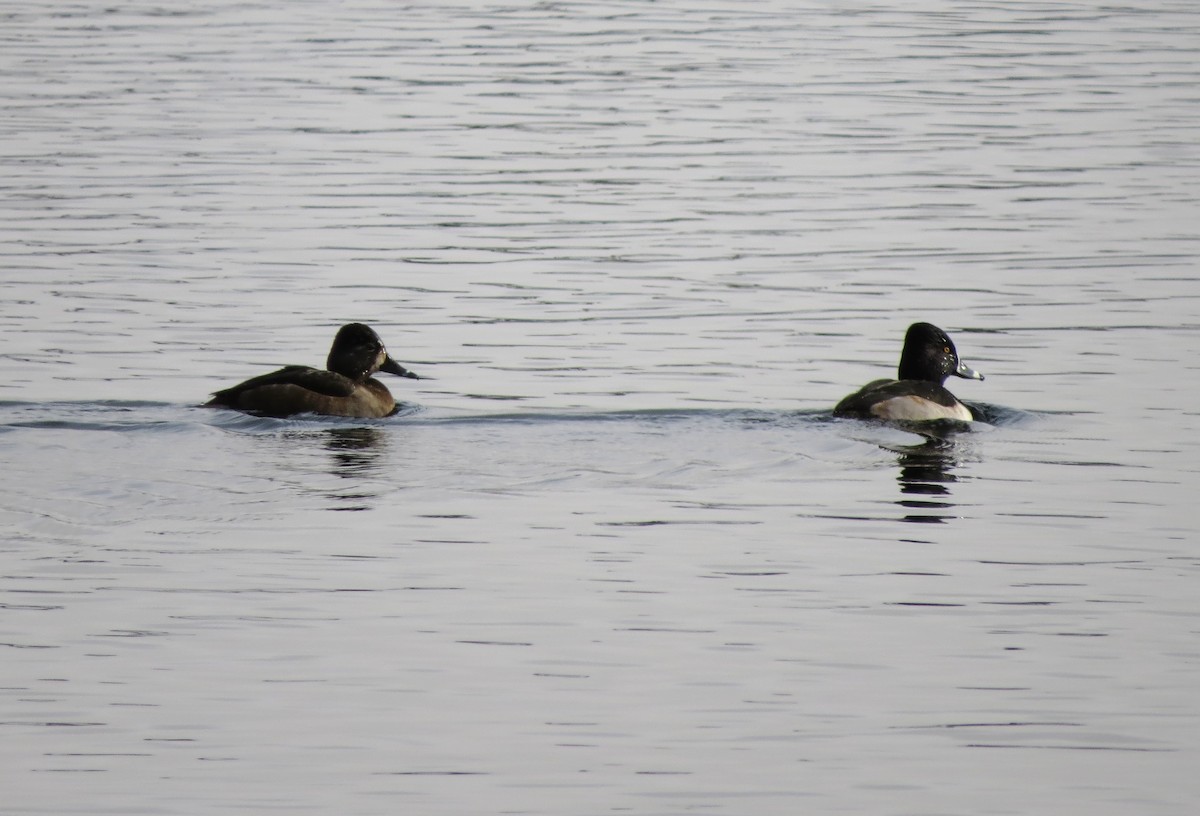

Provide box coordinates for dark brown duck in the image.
[206,323,419,418]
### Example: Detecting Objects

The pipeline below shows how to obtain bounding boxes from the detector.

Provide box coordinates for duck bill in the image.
[954,359,984,381]
[380,356,420,380]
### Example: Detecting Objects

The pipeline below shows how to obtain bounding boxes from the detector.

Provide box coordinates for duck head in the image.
[327,323,420,381]
[897,322,984,385]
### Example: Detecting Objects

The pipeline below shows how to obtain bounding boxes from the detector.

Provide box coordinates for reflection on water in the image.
[865,419,978,525]
[324,427,389,511]
[894,436,961,525]
[278,427,391,508]
[323,427,388,478]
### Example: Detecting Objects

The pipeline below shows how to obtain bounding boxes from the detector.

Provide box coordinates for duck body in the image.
[206,323,419,419]
[834,322,983,423]
[833,377,975,422]
[207,366,404,419]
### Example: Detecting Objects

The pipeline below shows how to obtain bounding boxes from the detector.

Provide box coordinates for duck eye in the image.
[944,346,951,354]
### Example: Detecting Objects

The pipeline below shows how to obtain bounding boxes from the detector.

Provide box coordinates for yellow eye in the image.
[944,346,951,353]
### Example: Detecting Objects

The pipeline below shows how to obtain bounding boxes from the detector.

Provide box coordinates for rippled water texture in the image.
[2,2,1199,814]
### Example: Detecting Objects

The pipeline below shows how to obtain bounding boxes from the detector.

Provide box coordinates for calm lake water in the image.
[2,2,1199,814]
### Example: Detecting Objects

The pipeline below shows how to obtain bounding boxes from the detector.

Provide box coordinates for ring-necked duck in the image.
[205,323,419,418]
[833,322,984,422]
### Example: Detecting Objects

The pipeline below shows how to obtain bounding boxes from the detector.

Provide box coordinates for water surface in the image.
[2,2,1199,814]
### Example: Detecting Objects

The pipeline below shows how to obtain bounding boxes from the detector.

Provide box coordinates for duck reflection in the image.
[886,424,966,524]
[260,423,396,511]
[323,427,388,511]
[324,427,387,476]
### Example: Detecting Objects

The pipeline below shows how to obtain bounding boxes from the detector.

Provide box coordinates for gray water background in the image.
[2,2,1199,814]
